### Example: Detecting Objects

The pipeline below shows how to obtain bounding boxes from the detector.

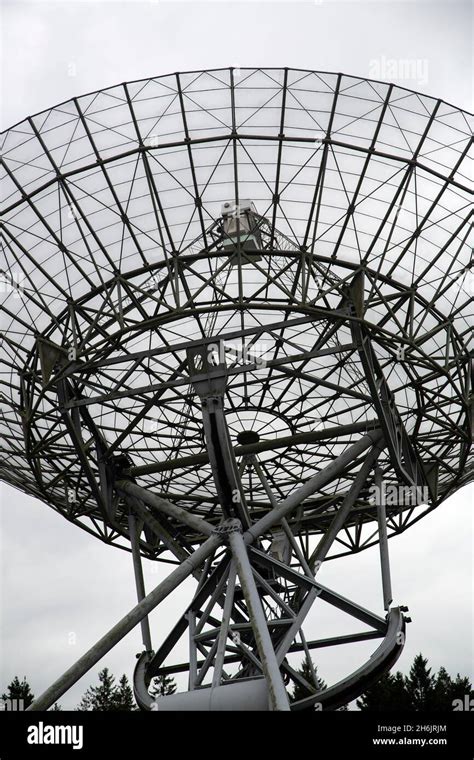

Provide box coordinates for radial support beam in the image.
[27,532,222,711]
[128,512,153,652]
[127,419,379,477]
[349,282,427,492]
[226,523,290,711]
[375,466,393,610]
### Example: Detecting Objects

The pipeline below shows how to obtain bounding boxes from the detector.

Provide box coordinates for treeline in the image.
[1,669,176,711]
[357,654,473,711]
[2,654,472,711]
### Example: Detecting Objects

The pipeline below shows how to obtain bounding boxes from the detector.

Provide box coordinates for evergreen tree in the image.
[449,673,473,705]
[290,658,348,710]
[1,676,34,709]
[357,670,411,711]
[432,666,472,710]
[290,659,326,703]
[77,668,119,711]
[406,653,435,710]
[113,674,136,711]
[391,671,412,709]
[149,674,177,699]
[358,654,473,711]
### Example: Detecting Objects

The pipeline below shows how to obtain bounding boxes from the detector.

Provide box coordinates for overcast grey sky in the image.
[1,0,472,710]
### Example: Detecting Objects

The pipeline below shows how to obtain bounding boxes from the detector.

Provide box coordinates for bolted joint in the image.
[110,452,136,484]
[212,518,242,539]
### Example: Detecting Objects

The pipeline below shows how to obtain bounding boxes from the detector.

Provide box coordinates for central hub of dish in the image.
[225,409,294,463]
[237,430,260,446]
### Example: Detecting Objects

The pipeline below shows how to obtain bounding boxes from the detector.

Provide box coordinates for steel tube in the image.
[212,561,237,687]
[128,512,153,651]
[186,612,198,691]
[250,455,314,578]
[228,529,290,711]
[245,429,383,543]
[309,441,384,568]
[275,588,320,664]
[375,466,393,610]
[127,494,191,563]
[117,480,214,536]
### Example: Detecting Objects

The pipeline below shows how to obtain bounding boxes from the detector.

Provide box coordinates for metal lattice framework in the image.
[1,68,472,712]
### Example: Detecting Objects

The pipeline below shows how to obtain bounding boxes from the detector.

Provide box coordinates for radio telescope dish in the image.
[1,68,472,711]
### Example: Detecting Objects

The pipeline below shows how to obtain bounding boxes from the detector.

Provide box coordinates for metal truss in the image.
[29,401,405,710]
[0,68,472,711]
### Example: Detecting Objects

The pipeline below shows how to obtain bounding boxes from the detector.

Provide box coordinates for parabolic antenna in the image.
[1,68,472,711]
